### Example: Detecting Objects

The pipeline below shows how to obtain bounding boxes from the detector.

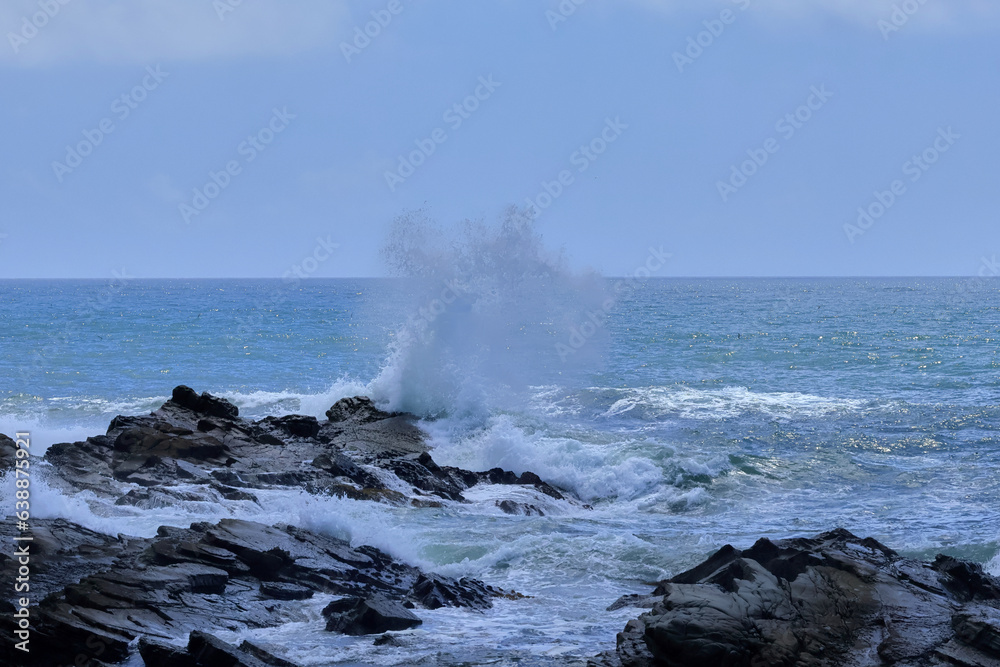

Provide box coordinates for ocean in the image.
[2,276,999,665]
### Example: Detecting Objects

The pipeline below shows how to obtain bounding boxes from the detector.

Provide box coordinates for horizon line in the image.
[1,275,997,281]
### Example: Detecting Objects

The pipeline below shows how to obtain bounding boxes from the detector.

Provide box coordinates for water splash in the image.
[369,206,609,418]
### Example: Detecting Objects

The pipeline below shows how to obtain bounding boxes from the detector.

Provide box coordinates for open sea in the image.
[2,276,999,665]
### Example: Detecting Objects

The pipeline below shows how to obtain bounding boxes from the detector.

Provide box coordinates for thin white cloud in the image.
[3,0,995,68]
[624,0,999,30]
[0,0,351,66]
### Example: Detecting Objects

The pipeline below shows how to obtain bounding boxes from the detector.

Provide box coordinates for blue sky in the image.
[1,0,998,278]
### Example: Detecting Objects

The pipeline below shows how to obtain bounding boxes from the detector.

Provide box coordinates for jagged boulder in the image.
[325,396,397,423]
[323,594,423,635]
[592,528,1000,667]
[169,385,239,420]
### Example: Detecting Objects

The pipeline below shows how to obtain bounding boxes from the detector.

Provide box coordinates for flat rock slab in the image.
[324,594,423,635]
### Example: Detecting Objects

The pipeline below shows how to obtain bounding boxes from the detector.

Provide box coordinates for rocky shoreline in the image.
[591,529,1000,667]
[2,386,999,666]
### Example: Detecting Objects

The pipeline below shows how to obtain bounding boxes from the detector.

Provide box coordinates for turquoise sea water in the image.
[2,277,999,664]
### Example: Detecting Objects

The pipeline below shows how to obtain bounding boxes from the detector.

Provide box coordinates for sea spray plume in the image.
[371,206,610,418]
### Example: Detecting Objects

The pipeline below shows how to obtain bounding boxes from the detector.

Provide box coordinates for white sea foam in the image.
[0,416,105,456]
[601,385,873,421]
[0,466,429,567]
[424,414,665,502]
[986,551,1000,577]
[216,377,371,419]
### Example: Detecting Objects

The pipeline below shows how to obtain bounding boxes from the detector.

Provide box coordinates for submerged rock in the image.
[592,528,1000,667]
[496,499,545,516]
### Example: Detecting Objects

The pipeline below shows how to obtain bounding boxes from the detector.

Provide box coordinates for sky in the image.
[1,0,998,279]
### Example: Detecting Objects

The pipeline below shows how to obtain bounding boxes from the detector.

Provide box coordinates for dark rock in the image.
[952,604,1000,657]
[595,528,1000,667]
[0,517,495,666]
[188,631,273,667]
[256,414,321,439]
[409,573,496,611]
[44,436,116,494]
[324,594,423,635]
[113,423,227,461]
[496,499,544,516]
[197,419,218,432]
[479,467,519,485]
[140,632,295,667]
[0,433,18,470]
[239,640,300,667]
[213,484,259,502]
[38,385,573,510]
[374,632,405,646]
[259,581,314,601]
[139,636,192,667]
[935,553,1000,602]
[410,497,444,508]
[416,451,439,470]
[311,451,380,488]
[388,458,468,501]
[474,467,565,500]
[170,385,239,420]
[326,396,397,423]
[605,594,659,612]
[516,471,565,500]
[323,596,363,616]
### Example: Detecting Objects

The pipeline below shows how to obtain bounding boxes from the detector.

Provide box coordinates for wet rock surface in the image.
[0,386,562,666]
[140,630,296,667]
[0,517,504,666]
[323,594,423,635]
[591,528,1000,667]
[0,432,18,471]
[38,385,573,510]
